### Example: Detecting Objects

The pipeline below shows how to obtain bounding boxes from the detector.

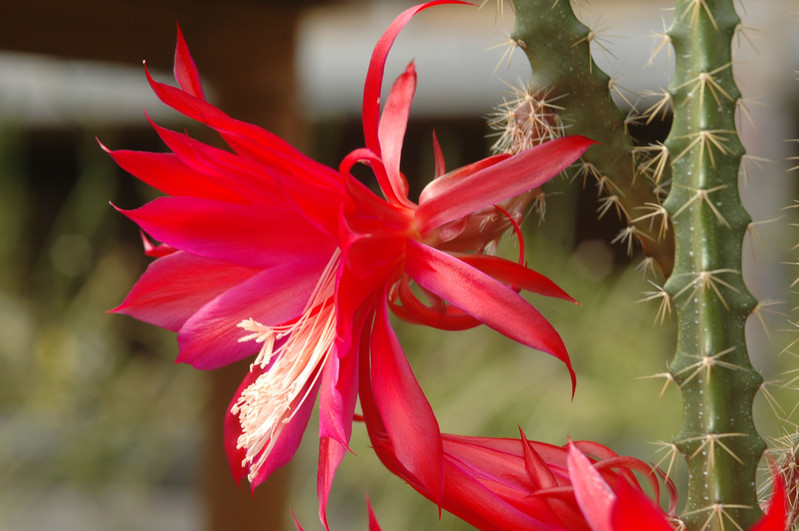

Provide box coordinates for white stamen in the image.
[232,250,340,483]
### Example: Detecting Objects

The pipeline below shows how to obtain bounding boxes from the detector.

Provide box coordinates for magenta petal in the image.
[370,299,444,504]
[176,260,322,369]
[457,254,577,303]
[224,363,322,491]
[377,61,415,202]
[367,496,383,531]
[316,328,360,528]
[291,511,305,531]
[224,365,263,486]
[173,25,205,99]
[405,240,576,391]
[361,0,471,154]
[609,479,674,531]
[317,436,348,531]
[146,118,283,204]
[431,130,445,178]
[250,378,320,489]
[140,232,176,258]
[144,65,339,186]
[318,333,359,446]
[112,251,259,332]
[520,430,558,490]
[117,196,334,270]
[103,145,245,202]
[567,444,615,531]
[416,136,596,234]
[751,472,788,531]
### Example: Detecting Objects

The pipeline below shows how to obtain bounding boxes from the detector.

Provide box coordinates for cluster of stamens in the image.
[231,252,340,483]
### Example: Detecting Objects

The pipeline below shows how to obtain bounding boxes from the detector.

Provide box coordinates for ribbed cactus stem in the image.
[512,0,674,276]
[662,0,765,528]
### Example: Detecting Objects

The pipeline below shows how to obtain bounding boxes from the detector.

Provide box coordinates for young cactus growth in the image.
[661,0,766,528]
[510,0,675,276]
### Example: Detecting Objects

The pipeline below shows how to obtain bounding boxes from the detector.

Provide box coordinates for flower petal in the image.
[316,324,361,530]
[146,117,284,203]
[370,298,444,504]
[367,496,383,531]
[751,472,788,531]
[224,363,320,490]
[318,338,359,446]
[362,0,472,156]
[567,444,615,531]
[377,61,415,203]
[317,436,347,531]
[176,259,323,369]
[116,196,334,270]
[406,240,575,392]
[102,143,246,202]
[144,64,340,187]
[416,136,596,234]
[431,130,445,178]
[456,254,577,303]
[111,251,259,332]
[520,430,558,491]
[173,25,205,99]
[609,479,674,531]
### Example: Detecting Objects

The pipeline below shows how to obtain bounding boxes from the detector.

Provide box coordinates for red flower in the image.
[361,362,676,531]
[568,444,788,531]
[362,379,788,531]
[107,1,592,525]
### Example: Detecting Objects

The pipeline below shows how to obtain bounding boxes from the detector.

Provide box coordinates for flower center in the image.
[231,250,340,483]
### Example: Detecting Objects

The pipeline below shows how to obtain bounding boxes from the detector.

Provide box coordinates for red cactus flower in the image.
[362,373,787,531]
[361,357,677,531]
[568,443,788,531]
[106,1,592,525]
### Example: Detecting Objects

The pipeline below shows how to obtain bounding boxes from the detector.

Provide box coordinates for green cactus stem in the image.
[511,0,675,277]
[661,0,765,528]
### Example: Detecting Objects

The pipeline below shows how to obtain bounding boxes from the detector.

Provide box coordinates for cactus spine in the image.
[662,0,765,528]
[510,0,675,277]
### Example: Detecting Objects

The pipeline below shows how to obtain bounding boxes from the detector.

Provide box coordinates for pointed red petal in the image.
[140,232,176,258]
[318,338,359,446]
[416,136,595,234]
[377,61,415,202]
[111,251,258,332]
[145,117,285,203]
[370,299,444,504]
[174,25,205,99]
[406,240,575,392]
[317,437,347,531]
[751,472,788,531]
[431,130,446,178]
[116,197,334,271]
[103,145,246,202]
[144,64,340,187]
[317,343,360,529]
[224,365,320,490]
[456,254,576,303]
[520,429,558,490]
[367,496,383,531]
[567,444,615,531]
[290,510,305,531]
[362,0,472,155]
[609,479,673,531]
[176,260,321,369]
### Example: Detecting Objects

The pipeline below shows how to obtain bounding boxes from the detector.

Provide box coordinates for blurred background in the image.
[1,0,798,529]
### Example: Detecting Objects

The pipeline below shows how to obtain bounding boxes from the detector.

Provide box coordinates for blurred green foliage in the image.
[0,125,205,529]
